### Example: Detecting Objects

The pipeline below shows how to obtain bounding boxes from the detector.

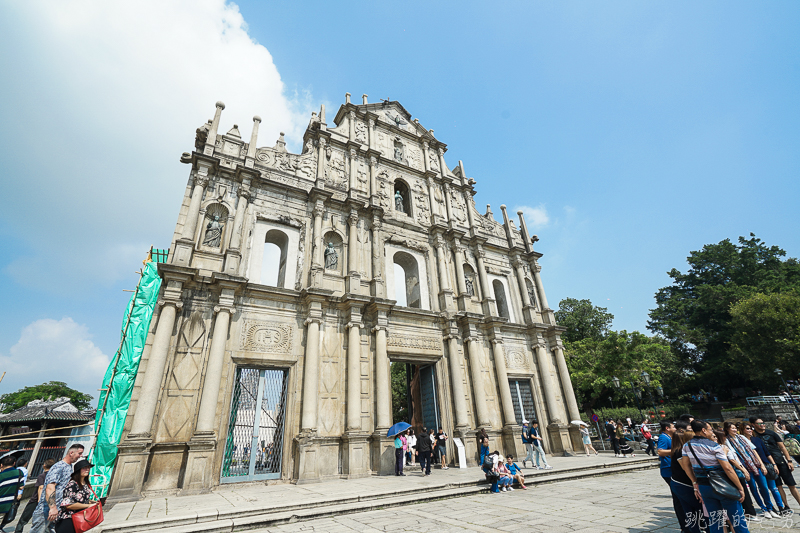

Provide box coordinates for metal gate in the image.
[419,365,440,430]
[221,368,288,483]
[509,379,537,424]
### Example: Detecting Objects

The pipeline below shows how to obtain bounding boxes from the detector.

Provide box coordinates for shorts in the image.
[582,435,591,445]
[438,445,446,457]
[774,461,796,487]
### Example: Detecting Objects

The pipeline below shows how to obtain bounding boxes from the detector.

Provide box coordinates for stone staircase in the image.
[96,457,658,533]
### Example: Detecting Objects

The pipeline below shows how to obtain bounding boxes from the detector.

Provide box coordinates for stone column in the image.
[370,214,384,297]
[532,262,550,310]
[310,201,324,287]
[347,209,360,294]
[346,319,363,431]
[246,116,261,159]
[422,142,431,172]
[373,325,391,430]
[426,177,437,218]
[475,245,497,316]
[434,237,454,310]
[445,335,469,430]
[224,184,250,275]
[129,299,181,436]
[203,101,225,156]
[443,182,454,223]
[316,137,327,186]
[512,256,535,324]
[554,344,582,421]
[300,317,322,431]
[181,176,209,242]
[368,156,378,201]
[453,242,467,296]
[533,341,563,425]
[491,339,517,426]
[348,148,357,193]
[367,118,375,151]
[348,110,356,142]
[464,336,491,428]
[194,304,233,435]
[437,147,447,177]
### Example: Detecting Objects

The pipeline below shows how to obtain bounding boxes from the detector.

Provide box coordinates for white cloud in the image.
[0,318,110,402]
[0,0,312,292]
[514,204,550,228]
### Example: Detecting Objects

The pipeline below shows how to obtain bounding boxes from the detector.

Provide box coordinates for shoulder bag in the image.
[71,486,104,533]
[765,462,779,480]
[688,442,740,501]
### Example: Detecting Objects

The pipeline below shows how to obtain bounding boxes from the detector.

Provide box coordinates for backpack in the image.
[482,454,495,469]
[784,436,800,456]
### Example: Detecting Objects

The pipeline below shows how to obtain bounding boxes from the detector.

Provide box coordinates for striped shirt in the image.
[683,437,727,478]
[0,467,21,513]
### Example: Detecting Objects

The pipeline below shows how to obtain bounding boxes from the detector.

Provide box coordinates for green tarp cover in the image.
[90,260,162,496]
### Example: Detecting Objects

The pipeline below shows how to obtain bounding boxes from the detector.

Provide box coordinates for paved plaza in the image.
[252,469,800,533]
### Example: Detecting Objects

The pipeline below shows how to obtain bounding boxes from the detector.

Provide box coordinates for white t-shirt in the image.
[407,435,417,447]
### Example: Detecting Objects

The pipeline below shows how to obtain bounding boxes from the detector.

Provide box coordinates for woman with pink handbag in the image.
[55,460,103,533]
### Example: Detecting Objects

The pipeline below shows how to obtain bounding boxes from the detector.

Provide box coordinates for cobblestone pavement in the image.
[254,469,800,533]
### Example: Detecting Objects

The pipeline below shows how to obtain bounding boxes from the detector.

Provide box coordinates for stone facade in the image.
[108,95,582,500]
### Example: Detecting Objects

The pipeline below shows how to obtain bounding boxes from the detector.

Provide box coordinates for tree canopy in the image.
[647,233,800,393]
[554,297,614,343]
[0,381,93,413]
[729,291,800,391]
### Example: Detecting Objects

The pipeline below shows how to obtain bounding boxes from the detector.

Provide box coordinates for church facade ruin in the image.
[108,94,583,499]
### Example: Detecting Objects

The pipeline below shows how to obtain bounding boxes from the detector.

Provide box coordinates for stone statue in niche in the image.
[528,286,537,307]
[355,121,367,143]
[465,276,475,296]
[394,190,404,212]
[324,242,338,270]
[202,215,223,247]
[393,138,404,163]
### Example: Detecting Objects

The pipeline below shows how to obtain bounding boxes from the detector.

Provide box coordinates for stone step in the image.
[97,458,658,533]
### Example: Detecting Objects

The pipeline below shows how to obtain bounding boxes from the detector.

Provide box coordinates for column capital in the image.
[369,155,378,167]
[237,187,251,200]
[464,335,479,344]
[348,210,359,226]
[443,333,459,341]
[213,305,235,315]
[533,342,547,351]
[437,147,444,156]
[346,321,364,330]
[423,141,430,150]
[313,205,324,217]
[371,325,388,333]
[491,338,504,345]
[304,317,323,326]
[194,176,209,189]
[158,299,183,310]
[349,147,357,158]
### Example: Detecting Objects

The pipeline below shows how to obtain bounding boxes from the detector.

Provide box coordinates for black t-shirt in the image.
[671,448,692,485]
[437,432,447,446]
[29,472,47,505]
[757,429,786,464]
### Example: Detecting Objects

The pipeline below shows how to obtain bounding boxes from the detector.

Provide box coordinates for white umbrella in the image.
[571,420,588,426]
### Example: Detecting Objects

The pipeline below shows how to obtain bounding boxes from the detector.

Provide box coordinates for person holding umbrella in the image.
[387,422,411,476]
[573,420,598,456]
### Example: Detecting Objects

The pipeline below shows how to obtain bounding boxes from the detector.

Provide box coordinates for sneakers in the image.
[501,486,507,492]
[544,465,553,470]
[443,466,449,470]
[780,508,794,517]
[765,510,779,519]
[508,486,514,491]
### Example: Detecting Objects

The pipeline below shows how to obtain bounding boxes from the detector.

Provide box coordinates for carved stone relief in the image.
[325,150,347,190]
[239,321,293,353]
[387,334,441,352]
[504,346,530,370]
[355,120,367,143]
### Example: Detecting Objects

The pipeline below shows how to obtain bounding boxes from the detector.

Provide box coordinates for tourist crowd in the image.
[657,414,800,533]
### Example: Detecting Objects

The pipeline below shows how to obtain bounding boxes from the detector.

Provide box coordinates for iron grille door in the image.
[509,379,537,425]
[419,365,440,430]
[221,368,288,483]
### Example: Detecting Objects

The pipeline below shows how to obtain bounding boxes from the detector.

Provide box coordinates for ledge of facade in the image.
[157,262,197,283]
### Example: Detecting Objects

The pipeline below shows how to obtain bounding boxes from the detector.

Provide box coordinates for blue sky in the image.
[0,1,798,401]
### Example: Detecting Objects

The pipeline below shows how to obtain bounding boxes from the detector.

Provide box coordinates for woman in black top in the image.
[670,431,703,533]
[55,459,99,533]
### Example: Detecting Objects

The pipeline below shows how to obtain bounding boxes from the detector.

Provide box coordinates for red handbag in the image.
[71,487,104,533]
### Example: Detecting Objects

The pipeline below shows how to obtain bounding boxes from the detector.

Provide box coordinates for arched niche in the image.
[393,180,412,217]
[463,263,478,298]
[322,231,344,275]
[493,279,510,320]
[200,203,229,249]
[262,229,289,288]
[393,251,421,308]
[525,277,538,308]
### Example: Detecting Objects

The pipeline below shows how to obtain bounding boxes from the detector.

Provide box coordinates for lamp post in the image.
[775,368,800,420]
[609,396,615,409]
[641,371,658,420]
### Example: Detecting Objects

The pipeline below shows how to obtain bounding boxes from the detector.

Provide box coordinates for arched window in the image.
[393,180,412,217]
[463,264,477,298]
[262,229,288,287]
[393,251,421,308]
[322,231,343,275]
[493,279,510,320]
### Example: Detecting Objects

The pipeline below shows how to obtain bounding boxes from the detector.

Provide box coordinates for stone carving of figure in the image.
[528,287,537,307]
[393,141,404,163]
[394,190,404,212]
[465,276,475,297]
[202,215,223,247]
[324,242,338,270]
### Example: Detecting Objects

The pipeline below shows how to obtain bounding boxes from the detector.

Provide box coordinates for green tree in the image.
[0,381,93,413]
[647,233,800,393]
[555,297,614,342]
[729,291,800,390]
[564,330,677,413]
[390,363,408,424]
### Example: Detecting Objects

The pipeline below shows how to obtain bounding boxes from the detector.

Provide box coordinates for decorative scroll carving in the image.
[387,334,441,352]
[355,120,367,143]
[240,321,293,353]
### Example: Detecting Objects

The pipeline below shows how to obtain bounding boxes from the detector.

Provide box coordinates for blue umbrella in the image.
[387,422,411,437]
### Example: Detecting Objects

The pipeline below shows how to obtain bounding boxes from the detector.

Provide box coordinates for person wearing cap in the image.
[521,420,535,468]
[55,459,99,533]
